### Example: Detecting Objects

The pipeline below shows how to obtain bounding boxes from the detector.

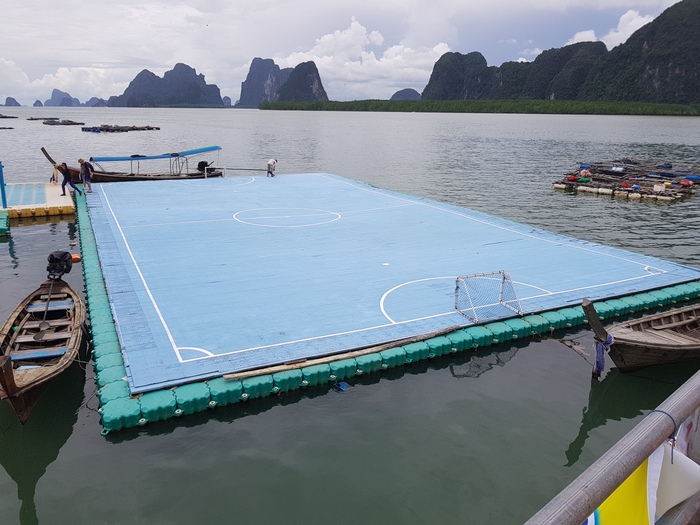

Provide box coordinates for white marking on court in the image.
[178,317,461,363]
[379,276,551,324]
[179,177,255,187]
[178,346,216,357]
[316,173,670,273]
[233,207,341,227]
[102,190,191,363]
[124,217,237,229]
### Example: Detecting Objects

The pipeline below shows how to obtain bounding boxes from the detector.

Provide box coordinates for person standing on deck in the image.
[56,163,83,196]
[79,158,94,193]
[267,159,277,177]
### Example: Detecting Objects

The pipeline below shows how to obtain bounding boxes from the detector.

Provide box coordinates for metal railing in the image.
[525,368,700,524]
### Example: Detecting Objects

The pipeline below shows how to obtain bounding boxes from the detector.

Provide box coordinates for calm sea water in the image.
[1,108,700,524]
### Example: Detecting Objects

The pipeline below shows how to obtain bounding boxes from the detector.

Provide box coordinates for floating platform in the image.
[76,174,700,434]
[554,158,699,201]
[2,182,77,218]
[81,125,160,133]
[0,210,8,236]
[42,120,84,126]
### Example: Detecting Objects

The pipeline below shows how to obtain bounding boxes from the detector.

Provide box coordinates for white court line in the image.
[125,217,238,229]
[316,174,670,274]
[102,189,190,363]
[233,208,341,227]
[378,276,542,324]
[178,176,256,187]
[177,315,457,363]
[379,267,667,324]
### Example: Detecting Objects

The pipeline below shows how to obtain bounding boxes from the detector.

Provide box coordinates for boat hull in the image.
[89,169,223,183]
[41,147,223,183]
[609,340,700,371]
[606,303,700,372]
[65,166,223,183]
[0,280,85,422]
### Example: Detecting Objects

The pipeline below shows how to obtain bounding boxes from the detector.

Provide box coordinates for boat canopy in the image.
[90,145,222,163]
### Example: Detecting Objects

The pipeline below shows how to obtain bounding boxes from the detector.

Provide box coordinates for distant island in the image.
[420,0,700,105]
[263,0,700,114]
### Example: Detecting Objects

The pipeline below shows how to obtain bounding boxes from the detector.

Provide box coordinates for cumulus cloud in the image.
[566,30,599,45]
[601,9,655,48]
[274,18,450,100]
[565,9,656,50]
[516,48,544,62]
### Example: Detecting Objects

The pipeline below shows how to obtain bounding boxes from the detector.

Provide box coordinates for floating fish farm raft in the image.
[553,158,699,201]
[69,173,700,435]
[81,125,160,133]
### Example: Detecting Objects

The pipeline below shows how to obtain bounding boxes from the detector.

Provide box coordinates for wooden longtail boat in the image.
[582,298,700,373]
[41,145,223,183]
[0,252,86,423]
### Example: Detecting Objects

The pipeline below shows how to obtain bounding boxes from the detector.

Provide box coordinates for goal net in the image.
[455,270,523,323]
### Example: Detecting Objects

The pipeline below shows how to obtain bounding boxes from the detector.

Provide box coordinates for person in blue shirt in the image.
[79,158,93,193]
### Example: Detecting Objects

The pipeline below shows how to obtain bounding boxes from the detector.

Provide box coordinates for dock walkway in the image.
[2,182,77,218]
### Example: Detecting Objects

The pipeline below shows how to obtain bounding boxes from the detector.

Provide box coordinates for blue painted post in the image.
[0,161,6,209]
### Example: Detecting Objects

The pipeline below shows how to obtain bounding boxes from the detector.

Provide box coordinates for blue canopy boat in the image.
[41,146,223,182]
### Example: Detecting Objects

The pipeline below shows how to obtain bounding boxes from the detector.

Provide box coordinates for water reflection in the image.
[449,347,519,378]
[1,235,18,268]
[565,364,699,467]
[0,220,86,524]
[0,362,85,524]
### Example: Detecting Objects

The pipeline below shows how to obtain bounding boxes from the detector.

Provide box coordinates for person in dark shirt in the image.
[56,163,83,196]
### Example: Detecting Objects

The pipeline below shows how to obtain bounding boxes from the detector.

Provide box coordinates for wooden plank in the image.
[614,327,700,346]
[21,319,73,330]
[651,316,697,330]
[38,292,68,300]
[10,347,67,361]
[26,300,74,312]
[223,325,461,381]
[646,330,700,345]
[581,299,609,342]
[15,331,71,344]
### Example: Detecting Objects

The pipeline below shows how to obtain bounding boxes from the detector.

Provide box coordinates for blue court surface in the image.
[86,174,700,394]
[5,182,47,206]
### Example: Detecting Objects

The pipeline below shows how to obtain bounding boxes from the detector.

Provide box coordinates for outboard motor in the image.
[47,251,73,280]
[197,160,211,173]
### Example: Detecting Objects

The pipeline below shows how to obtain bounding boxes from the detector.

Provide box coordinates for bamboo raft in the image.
[553,158,699,201]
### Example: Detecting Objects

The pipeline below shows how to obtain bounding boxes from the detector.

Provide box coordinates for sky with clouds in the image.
[0,0,682,105]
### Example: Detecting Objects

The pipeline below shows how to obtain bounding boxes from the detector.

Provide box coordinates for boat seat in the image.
[26,300,74,312]
[39,292,69,300]
[15,331,72,344]
[614,327,700,346]
[22,319,73,330]
[10,346,68,361]
[651,316,697,330]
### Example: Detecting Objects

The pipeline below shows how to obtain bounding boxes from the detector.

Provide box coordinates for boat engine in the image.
[46,251,73,280]
[197,160,212,173]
